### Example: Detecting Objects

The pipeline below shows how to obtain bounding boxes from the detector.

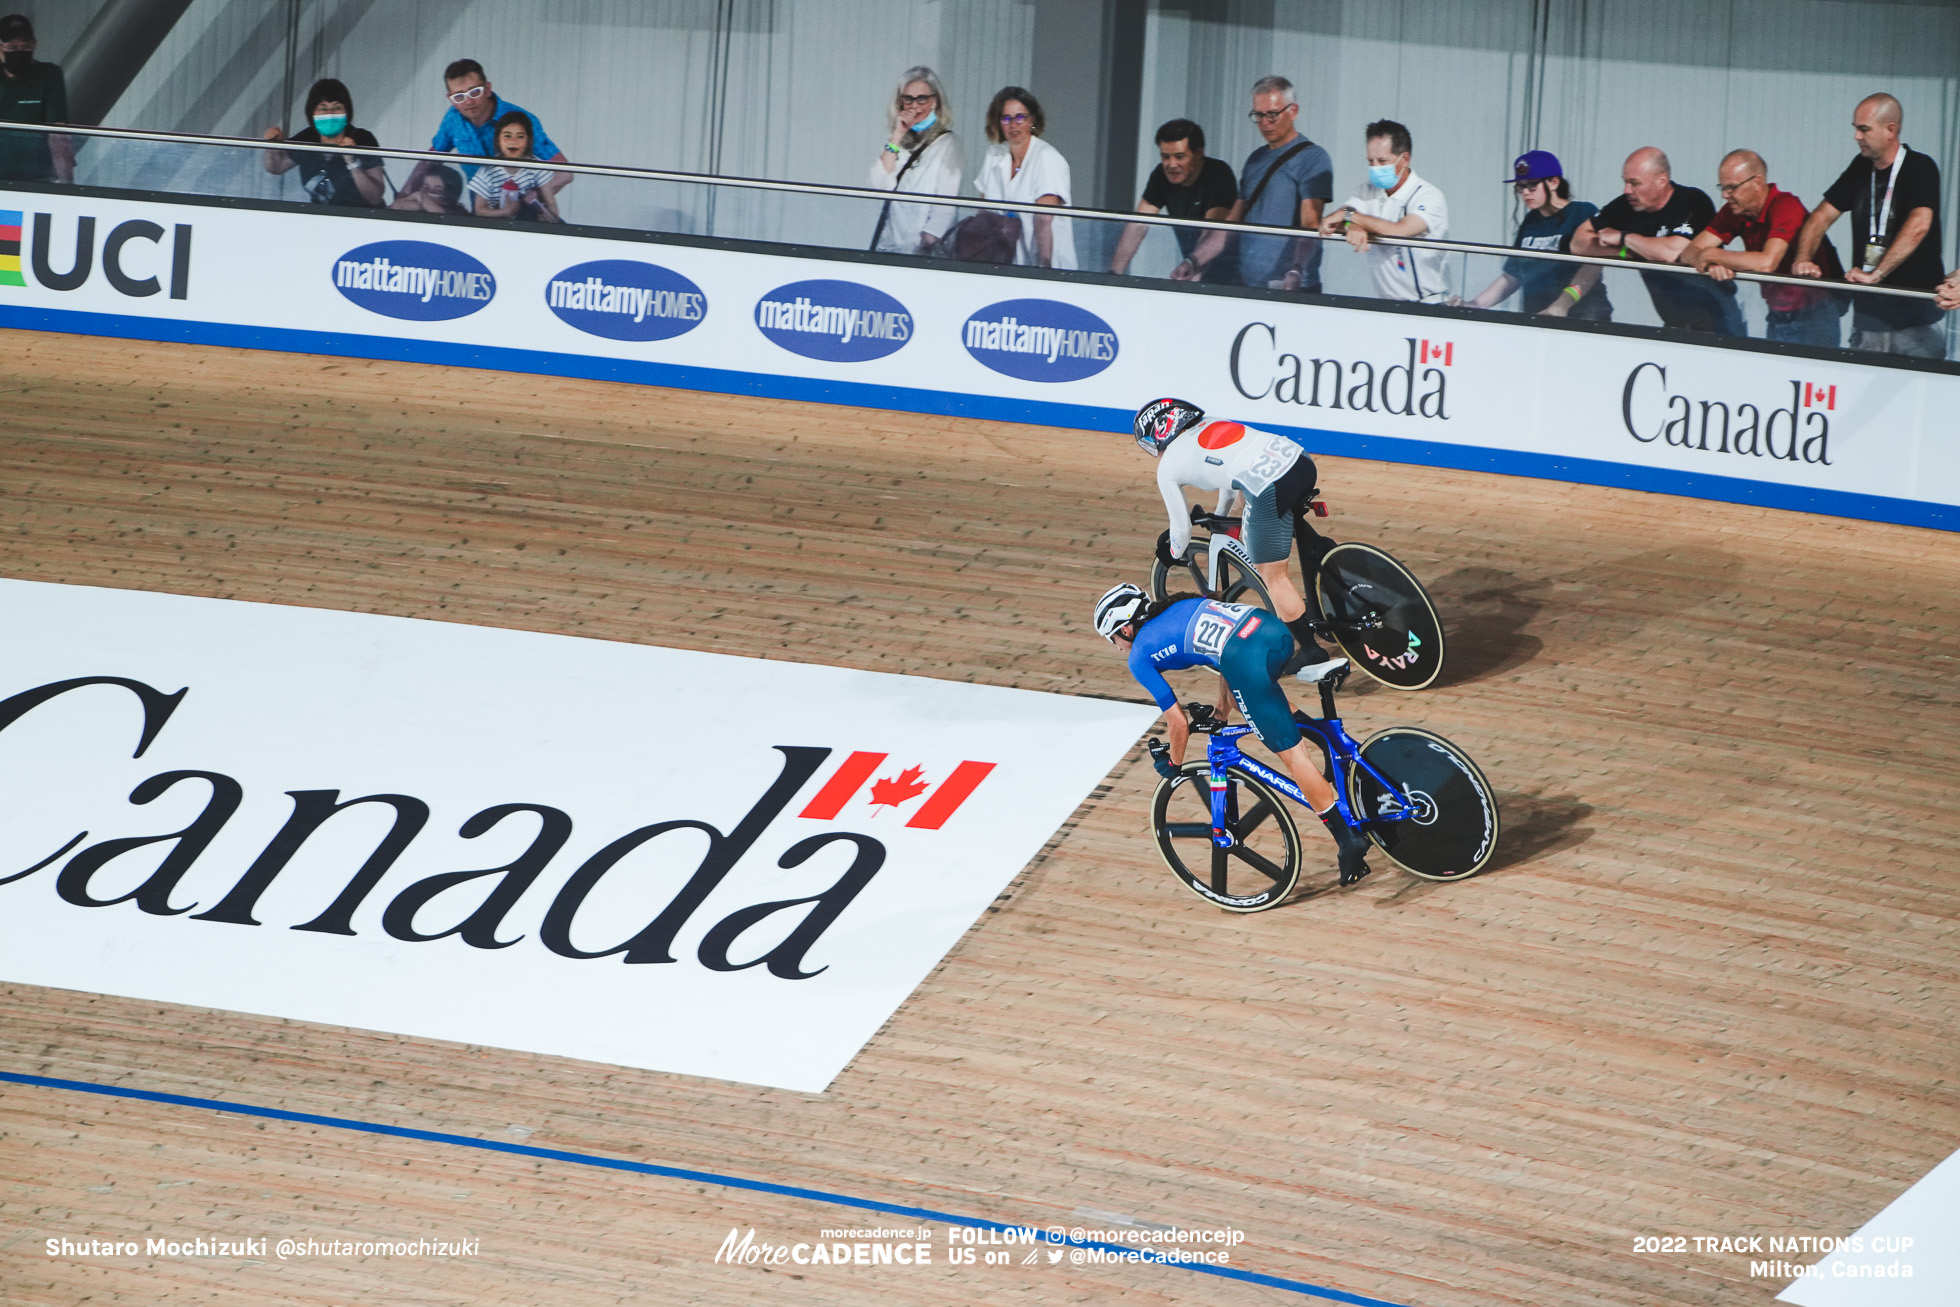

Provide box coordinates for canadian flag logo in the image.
[798,752,996,830]
[1803,383,1837,410]
[1419,339,1453,366]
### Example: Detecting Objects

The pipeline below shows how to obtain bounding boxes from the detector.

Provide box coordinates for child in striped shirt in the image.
[468,111,561,222]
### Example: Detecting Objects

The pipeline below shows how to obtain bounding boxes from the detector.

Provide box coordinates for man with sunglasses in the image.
[1685,150,1844,348]
[403,59,570,206]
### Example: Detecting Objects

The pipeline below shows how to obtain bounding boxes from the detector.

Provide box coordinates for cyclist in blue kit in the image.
[1094,582,1373,884]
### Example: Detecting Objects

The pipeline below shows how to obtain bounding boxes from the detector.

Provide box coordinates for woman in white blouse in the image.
[974,85,1075,270]
[868,66,963,255]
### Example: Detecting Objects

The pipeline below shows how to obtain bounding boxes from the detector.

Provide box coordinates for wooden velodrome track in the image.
[0,328,1955,1307]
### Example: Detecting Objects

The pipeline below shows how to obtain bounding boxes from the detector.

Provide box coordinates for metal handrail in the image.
[1,119,1940,302]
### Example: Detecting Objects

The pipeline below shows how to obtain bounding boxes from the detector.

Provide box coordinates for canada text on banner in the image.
[0,579,1157,1093]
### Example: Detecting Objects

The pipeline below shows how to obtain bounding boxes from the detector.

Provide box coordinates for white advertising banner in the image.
[0,188,1955,529]
[0,580,1156,1092]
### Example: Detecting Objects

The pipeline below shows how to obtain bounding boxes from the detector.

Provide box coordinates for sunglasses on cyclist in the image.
[447,85,489,105]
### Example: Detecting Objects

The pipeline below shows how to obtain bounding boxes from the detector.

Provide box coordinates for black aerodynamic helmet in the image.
[1133,397,1204,457]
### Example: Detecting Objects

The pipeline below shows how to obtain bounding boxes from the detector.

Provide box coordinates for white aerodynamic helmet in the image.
[1093,582,1149,641]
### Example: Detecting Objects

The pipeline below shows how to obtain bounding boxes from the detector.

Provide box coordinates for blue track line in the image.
[0,1069,1418,1306]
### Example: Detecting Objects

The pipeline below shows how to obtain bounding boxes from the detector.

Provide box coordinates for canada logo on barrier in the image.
[332,240,495,321]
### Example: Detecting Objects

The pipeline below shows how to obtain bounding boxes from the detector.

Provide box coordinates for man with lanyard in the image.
[401,59,571,206]
[1094,582,1374,886]
[1572,146,1743,336]
[1135,397,1347,684]
[1791,93,1945,358]
[1319,119,1450,303]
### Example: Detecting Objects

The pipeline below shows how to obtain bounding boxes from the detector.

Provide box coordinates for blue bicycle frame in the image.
[1197,706,1418,850]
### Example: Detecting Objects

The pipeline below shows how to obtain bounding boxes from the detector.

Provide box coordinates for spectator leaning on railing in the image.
[0,14,71,184]
[974,86,1074,270]
[1684,150,1844,349]
[403,59,570,208]
[1573,146,1743,337]
[260,78,385,207]
[869,66,962,255]
[1791,93,1945,358]
[1109,118,1236,277]
[1319,119,1449,303]
[1457,150,1607,318]
[1177,76,1331,292]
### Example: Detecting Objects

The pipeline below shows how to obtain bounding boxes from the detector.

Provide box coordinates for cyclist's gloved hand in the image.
[1155,530,1184,567]
[1145,739,1179,780]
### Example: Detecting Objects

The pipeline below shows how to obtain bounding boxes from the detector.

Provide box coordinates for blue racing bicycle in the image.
[1152,667,1499,912]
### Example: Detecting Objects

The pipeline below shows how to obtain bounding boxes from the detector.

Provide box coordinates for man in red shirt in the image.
[1686,149,1845,347]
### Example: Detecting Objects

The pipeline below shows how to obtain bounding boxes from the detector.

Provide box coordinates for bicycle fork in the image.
[1207,760,1236,849]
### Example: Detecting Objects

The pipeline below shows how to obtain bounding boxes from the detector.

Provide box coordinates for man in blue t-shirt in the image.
[1176,75,1332,293]
[402,58,571,207]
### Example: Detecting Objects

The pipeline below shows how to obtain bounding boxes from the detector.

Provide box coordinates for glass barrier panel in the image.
[12,126,1958,362]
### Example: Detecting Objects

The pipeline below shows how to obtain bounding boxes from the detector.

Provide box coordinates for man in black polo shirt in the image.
[1573,146,1742,336]
[1108,118,1237,279]
[0,14,70,184]
[1792,93,1946,358]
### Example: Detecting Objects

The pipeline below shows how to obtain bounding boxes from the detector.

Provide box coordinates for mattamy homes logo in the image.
[961,298,1118,382]
[332,239,495,321]
[0,581,1150,1091]
[545,258,706,341]
[0,208,191,298]
[754,279,912,362]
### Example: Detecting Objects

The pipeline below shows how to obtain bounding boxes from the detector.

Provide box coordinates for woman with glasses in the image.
[1458,150,1610,319]
[868,66,962,256]
[974,86,1076,270]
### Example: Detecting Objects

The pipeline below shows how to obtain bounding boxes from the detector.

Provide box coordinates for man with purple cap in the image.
[1458,149,1609,318]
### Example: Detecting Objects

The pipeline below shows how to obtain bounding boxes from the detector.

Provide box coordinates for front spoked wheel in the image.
[1152,762,1302,911]
[1316,542,1445,691]
[1346,727,1499,881]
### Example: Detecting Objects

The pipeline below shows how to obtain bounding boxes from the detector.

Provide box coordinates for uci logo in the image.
[4,210,191,299]
[961,298,1118,383]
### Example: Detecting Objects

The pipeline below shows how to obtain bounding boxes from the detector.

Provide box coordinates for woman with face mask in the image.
[868,66,963,255]
[261,78,386,207]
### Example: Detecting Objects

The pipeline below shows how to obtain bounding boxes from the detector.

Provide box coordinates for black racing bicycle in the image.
[1148,499,1446,691]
